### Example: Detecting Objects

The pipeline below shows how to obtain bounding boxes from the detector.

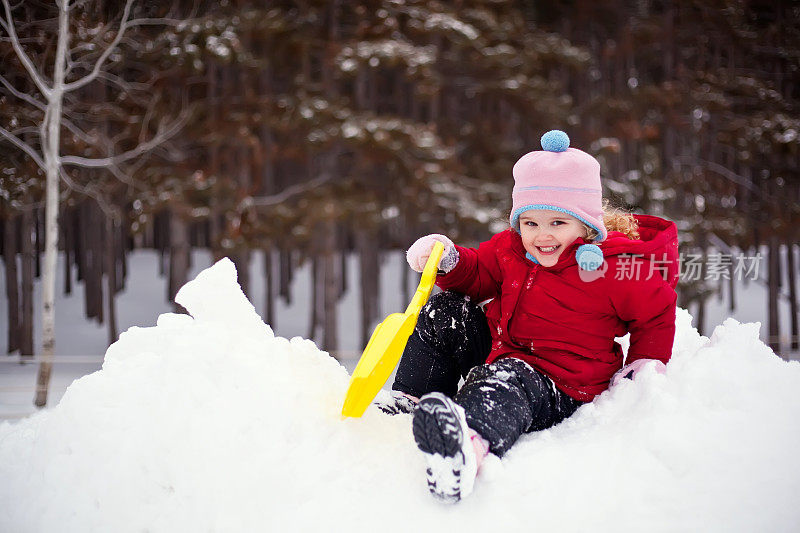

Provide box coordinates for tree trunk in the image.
[154,210,167,277]
[63,207,72,295]
[106,213,118,346]
[322,222,338,352]
[35,0,69,407]
[206,59,222,255]
[279,247,293,304]
[83,202,104,322]
[767,236,781,355]
[339,245,347,299]
[787,241,798,351]
[20,208,35,358]
[75,203,85,283]
[230,250,251,299]
[169,210,190,311]
[694,235,708,336]
[34,208,42,278]
[401,251,410,305]
[263,247,274,326]
[728,247,736,312]
[695,295,706,338]
[308,256,320,341]
[357,229,380,347]
[4,215,20,354]
[118,220,127,292]
[319,7,341,353]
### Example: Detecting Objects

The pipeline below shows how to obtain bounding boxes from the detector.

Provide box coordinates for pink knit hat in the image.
[510,130,607,242]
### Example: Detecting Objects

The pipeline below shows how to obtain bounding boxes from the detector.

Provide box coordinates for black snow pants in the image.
[393,291,584,456]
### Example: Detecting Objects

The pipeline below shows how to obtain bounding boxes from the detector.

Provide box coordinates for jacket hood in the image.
[600,214,678,258]
[509,214,680,288]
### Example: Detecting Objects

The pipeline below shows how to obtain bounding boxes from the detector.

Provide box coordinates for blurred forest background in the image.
[2,0,798,359]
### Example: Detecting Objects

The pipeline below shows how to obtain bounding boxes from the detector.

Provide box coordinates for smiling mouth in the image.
[536,245,560,255]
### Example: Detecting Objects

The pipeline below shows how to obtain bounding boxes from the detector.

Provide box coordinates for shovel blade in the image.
[341,241,444,419]
[340,312,416,418]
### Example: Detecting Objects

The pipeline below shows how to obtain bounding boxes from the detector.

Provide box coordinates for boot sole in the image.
[412,393,477,503]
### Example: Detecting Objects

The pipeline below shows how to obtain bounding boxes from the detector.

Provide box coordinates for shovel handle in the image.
[405,241,445,316]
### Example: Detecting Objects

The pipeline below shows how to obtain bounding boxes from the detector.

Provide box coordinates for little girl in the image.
[385,130,679,503]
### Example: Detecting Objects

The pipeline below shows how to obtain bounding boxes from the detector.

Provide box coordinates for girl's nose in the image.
[535,232,558,244]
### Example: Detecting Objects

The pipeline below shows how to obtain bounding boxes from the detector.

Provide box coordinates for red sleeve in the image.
[607,257,677,364]
[435,233,504,302]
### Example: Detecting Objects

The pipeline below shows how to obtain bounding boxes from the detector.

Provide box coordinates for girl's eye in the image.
[552,221,565,226]
[524,221,537,227]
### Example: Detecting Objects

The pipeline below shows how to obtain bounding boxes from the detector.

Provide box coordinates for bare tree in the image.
[0,0,189,406]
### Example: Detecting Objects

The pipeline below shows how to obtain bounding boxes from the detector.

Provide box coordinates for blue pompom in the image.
[540,130,570,152]
[576,244,604,271]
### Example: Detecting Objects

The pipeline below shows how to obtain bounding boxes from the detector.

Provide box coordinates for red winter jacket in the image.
[436,214,679,402]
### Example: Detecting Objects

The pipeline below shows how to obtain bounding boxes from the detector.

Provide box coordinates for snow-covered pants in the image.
[393,291,583,456]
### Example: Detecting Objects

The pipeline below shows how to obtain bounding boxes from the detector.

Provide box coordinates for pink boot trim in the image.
[403,393,420,403]
[469,430,490,470]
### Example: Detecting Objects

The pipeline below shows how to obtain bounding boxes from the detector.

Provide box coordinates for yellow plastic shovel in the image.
[341,241,445,418]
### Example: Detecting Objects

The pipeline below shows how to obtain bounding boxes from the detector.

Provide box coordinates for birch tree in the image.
[0,0,189,406]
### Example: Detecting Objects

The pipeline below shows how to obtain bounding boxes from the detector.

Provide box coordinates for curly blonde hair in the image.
[584,200,640,241]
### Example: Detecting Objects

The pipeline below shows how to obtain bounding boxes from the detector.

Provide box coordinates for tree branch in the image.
[140,96,157,144]
[675,156,761,194]
[246,175,335,208]
[95,71,151,106]
[60,109,191,168]
[9,126,40,137]
[61,117,100,147]
[0,0,52,98]
[106,162,140,190]
[62,0,135,92]
[63,8,193,93]
[0,7,9,34]
[0,126,45,170]
[0,73,46,112]
[127,17,187,28]
[59,167,115,217]
[97,70,152,92]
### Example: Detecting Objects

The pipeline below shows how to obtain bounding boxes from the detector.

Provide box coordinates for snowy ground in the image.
[0,258,798,532]
[0,250,411,417]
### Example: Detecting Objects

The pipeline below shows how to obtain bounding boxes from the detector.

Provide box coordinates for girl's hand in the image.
[406,234,459,273]
[611,358,666,387]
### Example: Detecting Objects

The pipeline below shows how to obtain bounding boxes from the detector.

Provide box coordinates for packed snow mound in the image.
[1,258,799,532]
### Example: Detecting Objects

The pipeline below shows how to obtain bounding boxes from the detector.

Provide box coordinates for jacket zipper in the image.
[505,265,538,342]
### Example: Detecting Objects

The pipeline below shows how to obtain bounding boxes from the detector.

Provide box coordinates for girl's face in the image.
[518,210,588,267]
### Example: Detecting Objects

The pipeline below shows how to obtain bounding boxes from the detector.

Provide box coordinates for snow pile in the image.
[1,258,799,532]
